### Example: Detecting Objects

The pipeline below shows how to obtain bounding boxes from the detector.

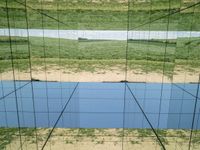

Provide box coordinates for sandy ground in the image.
[1,68,199,83]
[6,128,199,150]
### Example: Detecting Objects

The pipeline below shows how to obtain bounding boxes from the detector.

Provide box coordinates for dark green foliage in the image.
[0,0,200,30]
[0,127,19,149]
[78,128,95,137]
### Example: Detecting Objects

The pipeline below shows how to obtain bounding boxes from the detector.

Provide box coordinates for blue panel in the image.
[0,81,199,129]
[179,114,193,129]
[5,97,17,111]
[167,114,180,129]
[79,100,124,112]
[168,100,182,113]
[124,113,144,128]
[181,100,195,113]
[34,98,48,112]
[80,113,123,128]
[0,112,7,127]
[160,100,170,113]
[144,100,160,113]
[159,114,168,128]
[49,113,61,127]
[48,101,62,112]
[35,113,49,127]
[63,113,80,128]
[7,112,19,127]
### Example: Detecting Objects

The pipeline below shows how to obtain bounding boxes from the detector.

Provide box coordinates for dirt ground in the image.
[1,68,199,83]
[6,128,199,150]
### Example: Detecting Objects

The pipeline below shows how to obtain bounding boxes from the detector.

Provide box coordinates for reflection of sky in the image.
[1,29,200,40]
[0,81,200,129]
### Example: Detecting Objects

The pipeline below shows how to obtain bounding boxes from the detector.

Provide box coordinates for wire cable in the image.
[156,2,171,150]
[40,0,51,129]
[0,81,30,101]
[188,74,200,150]
[24,0,39,149]
[5,0,23,149]
[41,82,79,150]
[122,0,130,149]
[172,83,200,100]
[126,83,166,150]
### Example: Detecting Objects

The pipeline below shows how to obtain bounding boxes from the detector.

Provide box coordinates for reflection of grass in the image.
[0,37,190,60]
[1,0,199,30]
[1,0,189,11]
[1,36,199,61]
[0,36,28,43]
[176,38,200,60]
[0,36,200,78]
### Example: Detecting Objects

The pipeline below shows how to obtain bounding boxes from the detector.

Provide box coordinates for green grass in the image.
[156,129,169,146]
[0,127,19,149]
[0,36,199,77]
[2,36,199,61]
[192,137,200,144]
[0,36,28,43]
[78,128,95,137]
[0,0,200,30]
[137,128,153,137]
[20,127,35,137]
[2,0,195,11]
[175,37,200,60]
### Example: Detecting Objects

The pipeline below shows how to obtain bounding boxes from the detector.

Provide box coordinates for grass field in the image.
[1,36,199,61]
[0,36,199,78]
[0,0,200,30]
